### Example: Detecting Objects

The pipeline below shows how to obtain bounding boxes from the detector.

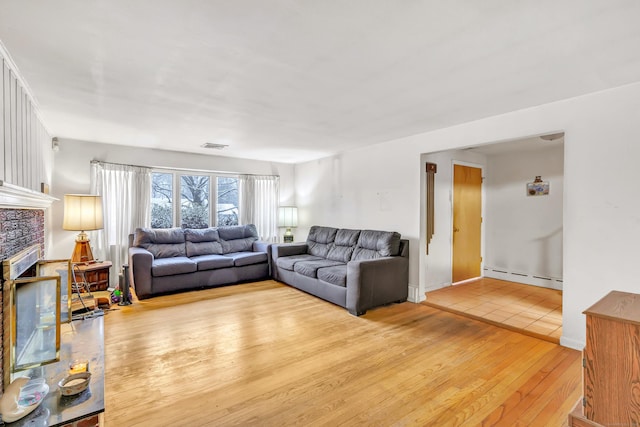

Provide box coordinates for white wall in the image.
[295,81,640,350]
[295,142,420,297]
[484,144,564,289]
[50,138,295,259]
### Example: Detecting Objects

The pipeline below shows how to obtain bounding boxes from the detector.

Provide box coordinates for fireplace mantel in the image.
[0,180,57,209]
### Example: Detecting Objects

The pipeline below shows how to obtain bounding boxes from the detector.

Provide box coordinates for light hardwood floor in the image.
[104,281,581,426]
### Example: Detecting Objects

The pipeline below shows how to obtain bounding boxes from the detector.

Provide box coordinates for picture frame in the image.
[527,177,549,196]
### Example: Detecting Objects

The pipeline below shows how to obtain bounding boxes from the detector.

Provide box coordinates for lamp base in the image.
[284,228,294,243]
[71,239,95,263]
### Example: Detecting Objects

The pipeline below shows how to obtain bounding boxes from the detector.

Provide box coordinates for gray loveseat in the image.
[271,225,409,315]
[129,224,270,299]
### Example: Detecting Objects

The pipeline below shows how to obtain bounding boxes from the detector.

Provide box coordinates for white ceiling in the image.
[1,1,639,163]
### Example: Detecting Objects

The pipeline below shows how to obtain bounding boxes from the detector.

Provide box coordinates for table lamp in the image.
[63,194,104,263]
[278,206,298,243]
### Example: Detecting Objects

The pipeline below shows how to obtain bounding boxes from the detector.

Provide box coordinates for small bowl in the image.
[58,372,91,396]
[18,378,48,406]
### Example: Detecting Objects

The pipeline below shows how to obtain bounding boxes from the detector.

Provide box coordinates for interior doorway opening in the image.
[421,133,564,339]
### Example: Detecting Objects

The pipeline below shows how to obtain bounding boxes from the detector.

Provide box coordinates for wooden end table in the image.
[73,261,112,292]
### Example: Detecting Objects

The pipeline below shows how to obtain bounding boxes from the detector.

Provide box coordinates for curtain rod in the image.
[90,160,279,177]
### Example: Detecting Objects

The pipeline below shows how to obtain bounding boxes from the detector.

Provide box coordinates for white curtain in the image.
[90,161,152,286]
[238,175,279,242]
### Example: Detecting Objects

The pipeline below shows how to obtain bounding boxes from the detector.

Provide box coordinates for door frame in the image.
[450,160,485,285]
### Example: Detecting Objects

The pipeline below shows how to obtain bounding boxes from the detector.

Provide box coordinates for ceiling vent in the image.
[201,142,229,150]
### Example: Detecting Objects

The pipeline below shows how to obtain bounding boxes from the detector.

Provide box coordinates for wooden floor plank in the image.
[103,280,581,426]
[480,346,581,426]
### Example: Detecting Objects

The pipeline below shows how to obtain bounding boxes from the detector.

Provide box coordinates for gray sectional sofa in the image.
[129,224,270,299]
[271,226,409,315]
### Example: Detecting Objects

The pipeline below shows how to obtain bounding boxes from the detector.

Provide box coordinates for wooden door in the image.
[452,164,482,283]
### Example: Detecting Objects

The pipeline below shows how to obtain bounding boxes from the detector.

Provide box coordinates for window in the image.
[150,171,238,228]
[181,175,210,229]
[151,172,173,228]
[217,177,238,226]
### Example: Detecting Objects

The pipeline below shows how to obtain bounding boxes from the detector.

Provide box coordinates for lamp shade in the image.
[63,194,104,231]
[278,206,298,228]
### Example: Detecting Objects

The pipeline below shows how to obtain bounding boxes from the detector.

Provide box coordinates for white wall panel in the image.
[0,51,51,192]
[16,84,23,187]
[9,71,16,183]
[2,61,10,182]
[0,60,4,181]
[26,99,32,189]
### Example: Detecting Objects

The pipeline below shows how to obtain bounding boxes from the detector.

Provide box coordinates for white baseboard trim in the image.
[484,268,563,290]
[425,282,452,293]
[560,335,585,351]
[407,284,425,303]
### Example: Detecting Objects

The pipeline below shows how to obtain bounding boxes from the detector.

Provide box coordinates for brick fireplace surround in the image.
[0,208,46,393]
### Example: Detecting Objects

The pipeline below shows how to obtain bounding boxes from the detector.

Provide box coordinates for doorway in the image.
[421,134,564,339]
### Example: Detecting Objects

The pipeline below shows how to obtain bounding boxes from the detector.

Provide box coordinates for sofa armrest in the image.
[270,243,308,280]
[346,255,409,315]
[271,243,308,258]
[253,241,272,275]
[129,247,154,299]
[253,241,270,253]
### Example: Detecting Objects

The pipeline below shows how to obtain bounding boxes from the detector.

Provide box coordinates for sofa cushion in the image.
[307,226,338,258]
[191,254,234,271]
[151,257,197,277]
[187,241,224,257]
[134,227,186,258]
[294,259,345,279]
[223,251,268,267]
[185,228,223,256]
[276,254,323,271]
[326,228,360,262]
[219,224,259,253]
[317,265,347,287]
[221,237,258,254]
[352,230,401,261]
[218,224,258,240]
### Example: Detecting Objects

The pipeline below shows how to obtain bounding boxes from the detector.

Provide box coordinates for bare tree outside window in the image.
[150,172,239,229]
[151,172,173,228]
[181,175,210,228]
[217,177,238,225]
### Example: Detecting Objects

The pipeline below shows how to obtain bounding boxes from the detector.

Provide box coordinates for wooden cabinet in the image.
[73,261,112,292]
[569,291,640,426]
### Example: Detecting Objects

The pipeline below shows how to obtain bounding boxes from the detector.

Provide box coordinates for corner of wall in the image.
[559,335,584,351]
[408,284,425,303]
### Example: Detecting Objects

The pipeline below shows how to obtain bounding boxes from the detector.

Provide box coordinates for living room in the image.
[2,1,640,425]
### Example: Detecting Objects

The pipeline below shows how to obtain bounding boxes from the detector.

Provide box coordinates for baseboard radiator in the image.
[483,266,563,290]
